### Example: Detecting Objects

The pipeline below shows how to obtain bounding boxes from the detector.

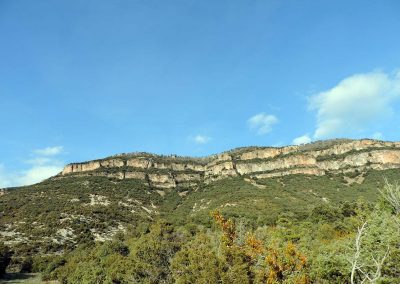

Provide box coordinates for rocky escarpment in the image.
[58,139,400,188]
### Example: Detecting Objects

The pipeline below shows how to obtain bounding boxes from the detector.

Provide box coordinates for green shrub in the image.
[0,242,11,276]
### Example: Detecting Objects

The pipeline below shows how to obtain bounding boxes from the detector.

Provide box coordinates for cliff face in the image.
[59,139,400,188]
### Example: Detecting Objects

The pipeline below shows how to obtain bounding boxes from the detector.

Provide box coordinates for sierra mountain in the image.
[58,139,400,188]
[1,139,400,281]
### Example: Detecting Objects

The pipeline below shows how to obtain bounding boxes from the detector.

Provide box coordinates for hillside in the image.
[3,139,400,244]
[1,139,400,282]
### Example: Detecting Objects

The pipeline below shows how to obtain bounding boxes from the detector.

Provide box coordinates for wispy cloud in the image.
[191,135,211,144]
[248,113,278,135]
[292,134,312,145]
[33,146,64,156]
[17,165,63,186]
[309,70,400,139]
[0,146,65,188]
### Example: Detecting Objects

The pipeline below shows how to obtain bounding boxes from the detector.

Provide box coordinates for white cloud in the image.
[248,113,278,135]
[33,146,64,156]
[292,134,312,145]
[192,135,211,144]
[0,146,65,188]
[25,157,53,166]
[310,71,400,139]
[18,165,62,186]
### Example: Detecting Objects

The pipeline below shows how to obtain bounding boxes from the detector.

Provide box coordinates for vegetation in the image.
[15,186,398,283]
[1,168,400,282]
[0,242,11,277]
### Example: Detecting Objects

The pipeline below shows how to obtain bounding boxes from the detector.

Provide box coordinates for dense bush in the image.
[1,171,400,282]
[0,242,11,276]
[36,193,399,283]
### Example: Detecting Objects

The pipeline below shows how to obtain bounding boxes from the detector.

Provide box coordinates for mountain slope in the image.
[1,139,400,264]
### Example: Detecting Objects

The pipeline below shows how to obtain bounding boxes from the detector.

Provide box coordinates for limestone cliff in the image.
[58,139,400,188]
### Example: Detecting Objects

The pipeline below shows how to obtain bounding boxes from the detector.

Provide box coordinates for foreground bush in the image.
[18,182,400,283]
[0,242,11,277]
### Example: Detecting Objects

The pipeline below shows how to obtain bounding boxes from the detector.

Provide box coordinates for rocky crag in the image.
[58,139,400,189]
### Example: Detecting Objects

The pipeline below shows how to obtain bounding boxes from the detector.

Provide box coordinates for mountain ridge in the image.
[57,139,400,189]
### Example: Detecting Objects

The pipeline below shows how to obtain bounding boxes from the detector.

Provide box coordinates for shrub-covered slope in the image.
[2,140,400,281]
[1,168,400,258]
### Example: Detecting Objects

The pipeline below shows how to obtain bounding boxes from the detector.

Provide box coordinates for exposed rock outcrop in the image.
[58,139,400,188]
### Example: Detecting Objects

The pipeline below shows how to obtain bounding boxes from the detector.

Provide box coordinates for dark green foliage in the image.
[18,193,400,283]
[1,168,400,282]
[48,222,184,283]
[129,221,183,283]
[171,233,222,283]
[166,170,389,227]
[0,242,11,276]
[0,176,159,257]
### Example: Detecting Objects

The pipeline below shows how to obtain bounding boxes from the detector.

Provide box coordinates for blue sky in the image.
[1,0,400,187]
